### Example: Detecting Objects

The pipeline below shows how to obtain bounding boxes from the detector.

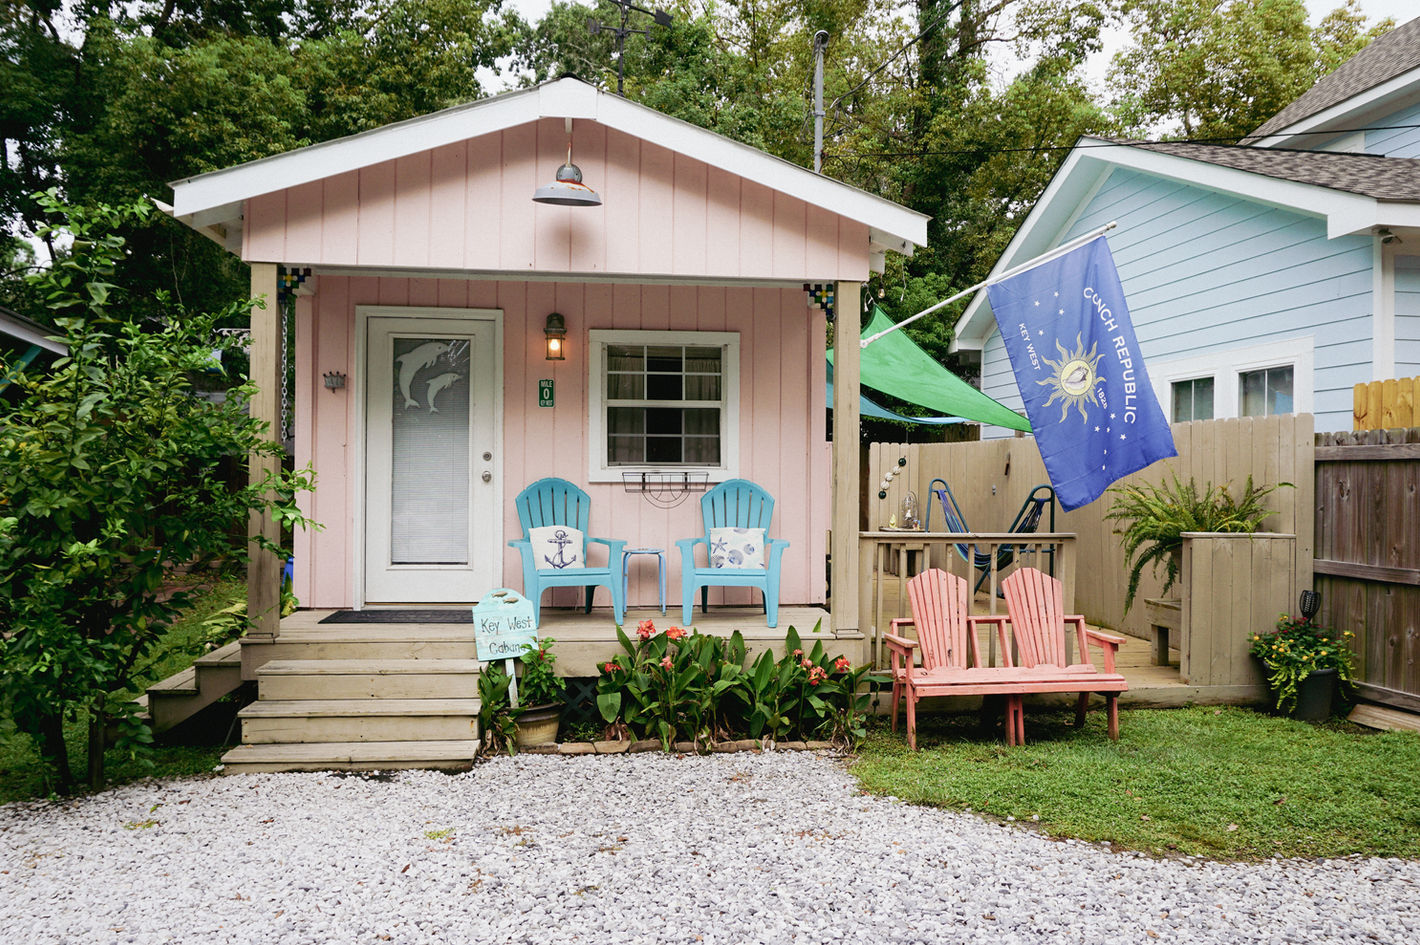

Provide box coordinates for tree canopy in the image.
[0,0,1397,366]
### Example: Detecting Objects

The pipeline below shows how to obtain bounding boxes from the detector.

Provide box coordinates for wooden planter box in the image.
[1176,532,1297,688]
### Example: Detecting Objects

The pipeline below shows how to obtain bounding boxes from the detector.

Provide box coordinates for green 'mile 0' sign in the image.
[538,379,554,407]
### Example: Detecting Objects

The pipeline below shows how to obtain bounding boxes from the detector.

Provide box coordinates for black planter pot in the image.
[1293,668,1337,722]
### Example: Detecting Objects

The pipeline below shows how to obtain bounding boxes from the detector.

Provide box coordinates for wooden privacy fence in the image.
[868,414,1315,640]
[1314,428,1420,710]
[1354,376,1418,431]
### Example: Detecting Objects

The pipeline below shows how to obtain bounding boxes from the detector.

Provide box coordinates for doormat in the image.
[319,610,472,624]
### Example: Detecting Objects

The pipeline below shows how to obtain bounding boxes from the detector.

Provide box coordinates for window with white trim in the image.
[1171,377,1215,422]
[1239,365,1294,417]
[588,330,739,481]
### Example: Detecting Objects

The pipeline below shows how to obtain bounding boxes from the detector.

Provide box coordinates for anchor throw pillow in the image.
[709,527,767,569]
[529,526,586,570]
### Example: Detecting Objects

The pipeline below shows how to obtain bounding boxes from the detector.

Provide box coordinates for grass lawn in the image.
[0,575,246,806]
[851,705,1420,861]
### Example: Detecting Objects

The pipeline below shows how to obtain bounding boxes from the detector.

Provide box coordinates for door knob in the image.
[482,451,493,461]
[482,471,492,483]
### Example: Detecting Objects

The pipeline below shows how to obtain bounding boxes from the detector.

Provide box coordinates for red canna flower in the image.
[660,655,674,670]
[833,656,851,673]
[637,619,657,640]
[808,666,827,685]
[666,625,687,641]
[602,662,618,674]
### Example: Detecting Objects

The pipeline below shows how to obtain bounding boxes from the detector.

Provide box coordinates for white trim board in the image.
[168,78,927,255]
[585,329,741,484]
[952,136,1420,352]
[1147,337,1315,420]
[1247,64,1420,149]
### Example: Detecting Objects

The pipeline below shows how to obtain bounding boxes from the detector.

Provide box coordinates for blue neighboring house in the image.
[954,16,1420,436]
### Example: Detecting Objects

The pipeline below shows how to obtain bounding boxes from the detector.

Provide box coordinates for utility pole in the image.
[813,30,829,174]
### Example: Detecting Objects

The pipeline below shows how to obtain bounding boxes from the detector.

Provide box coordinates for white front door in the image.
[363,313,500,604]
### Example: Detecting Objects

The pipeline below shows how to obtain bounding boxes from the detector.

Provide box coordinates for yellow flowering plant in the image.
[1249,613,1355,714]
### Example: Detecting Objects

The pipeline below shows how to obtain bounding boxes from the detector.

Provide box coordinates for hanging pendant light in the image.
[532,118,602,207]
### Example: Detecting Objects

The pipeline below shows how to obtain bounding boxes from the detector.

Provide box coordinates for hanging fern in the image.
[1105,475,1287,613]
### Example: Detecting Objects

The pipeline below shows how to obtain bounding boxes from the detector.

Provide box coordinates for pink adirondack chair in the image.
[884,569,977,734]
[992,567,1129,744]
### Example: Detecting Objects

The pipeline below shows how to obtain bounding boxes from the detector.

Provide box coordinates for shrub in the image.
[595,620,881,751]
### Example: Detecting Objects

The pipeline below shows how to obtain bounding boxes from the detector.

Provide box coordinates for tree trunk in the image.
[87,700,106,791]
[36,711,74,796]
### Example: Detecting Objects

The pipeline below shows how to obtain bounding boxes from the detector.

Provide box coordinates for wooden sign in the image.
[472,589,538,662]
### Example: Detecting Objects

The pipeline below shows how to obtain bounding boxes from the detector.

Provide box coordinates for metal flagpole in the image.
[860,221,1118,348]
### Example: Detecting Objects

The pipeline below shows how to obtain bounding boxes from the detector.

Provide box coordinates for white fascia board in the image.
[0,311,66,355]
[951,137,1391,350]
[587,89,928,249]
[952,146,1111,352]
[169,78,928,252]
[1249,66,1420,148]
[169,86,542,217]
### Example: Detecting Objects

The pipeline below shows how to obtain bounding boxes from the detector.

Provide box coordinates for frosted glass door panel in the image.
[389,337,470,564]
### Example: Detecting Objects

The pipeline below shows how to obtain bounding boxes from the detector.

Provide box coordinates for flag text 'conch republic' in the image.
[986,236,1176,511]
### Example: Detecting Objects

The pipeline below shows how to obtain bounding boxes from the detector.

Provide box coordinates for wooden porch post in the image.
[831,281,862,639]
[247,263,282,639]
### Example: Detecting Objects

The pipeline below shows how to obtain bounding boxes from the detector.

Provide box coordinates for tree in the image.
[0,194,314,793]
[1108,0,1393,141]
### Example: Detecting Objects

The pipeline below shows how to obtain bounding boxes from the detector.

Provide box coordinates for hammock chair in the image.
[926,479,1057,592]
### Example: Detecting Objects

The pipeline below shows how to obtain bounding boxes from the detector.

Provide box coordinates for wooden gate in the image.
[1314,428,1420,711]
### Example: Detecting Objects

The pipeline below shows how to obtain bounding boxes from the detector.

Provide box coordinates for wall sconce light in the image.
[323,370,347,392]
[544,312,567,361]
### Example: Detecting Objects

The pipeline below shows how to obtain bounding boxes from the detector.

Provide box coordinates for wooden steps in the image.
[145,641,246,734]
[221,740,480,772]
[239,698,481,743]
[223,637,484,773]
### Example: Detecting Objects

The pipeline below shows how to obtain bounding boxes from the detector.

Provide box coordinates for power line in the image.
[821,123,1420,160]
[825,0,965,114]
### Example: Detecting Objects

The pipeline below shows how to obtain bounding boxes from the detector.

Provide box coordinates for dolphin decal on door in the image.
[394,341,450,409]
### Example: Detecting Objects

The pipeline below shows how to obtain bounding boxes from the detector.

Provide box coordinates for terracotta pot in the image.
[515,703,562,748]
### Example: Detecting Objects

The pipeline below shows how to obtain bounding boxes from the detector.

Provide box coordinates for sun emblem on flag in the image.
[1037,333,1103,422]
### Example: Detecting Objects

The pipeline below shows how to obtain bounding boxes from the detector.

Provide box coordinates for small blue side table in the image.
[621,547,667,615]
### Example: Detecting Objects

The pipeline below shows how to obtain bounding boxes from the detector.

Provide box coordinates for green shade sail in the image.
[829,304,1031,433]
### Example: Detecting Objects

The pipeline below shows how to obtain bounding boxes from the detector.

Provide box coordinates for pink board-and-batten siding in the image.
[291,276,830,611]
[244,118,873,281]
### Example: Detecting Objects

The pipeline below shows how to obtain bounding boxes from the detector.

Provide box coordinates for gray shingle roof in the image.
[1112,139,1420,202]
[1249,17,1420,139]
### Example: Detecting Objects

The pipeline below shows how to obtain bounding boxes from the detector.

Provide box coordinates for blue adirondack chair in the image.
[509,478,626,626]
[676,479,789,627]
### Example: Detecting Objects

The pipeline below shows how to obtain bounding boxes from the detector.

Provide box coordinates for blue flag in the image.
[987,236,1176,511]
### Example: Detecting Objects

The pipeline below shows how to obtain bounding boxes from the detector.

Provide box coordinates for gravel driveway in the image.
[2,751,1417,944]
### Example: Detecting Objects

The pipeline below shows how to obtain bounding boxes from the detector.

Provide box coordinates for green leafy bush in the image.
[1105,474,1284,612]
[516,637,567,707]
[0,194,316,793]
[595,620,881,751]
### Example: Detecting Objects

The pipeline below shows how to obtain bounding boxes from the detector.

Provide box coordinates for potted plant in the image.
[513,637,567,748]
[1250,613,1355,720]
[1106,474,1284,613]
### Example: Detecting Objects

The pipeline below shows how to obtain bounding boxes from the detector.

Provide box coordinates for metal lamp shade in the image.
[532,162,602,207]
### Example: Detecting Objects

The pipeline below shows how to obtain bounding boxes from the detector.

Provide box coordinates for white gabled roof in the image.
[952,135,1420,352]
[169,77,927,258]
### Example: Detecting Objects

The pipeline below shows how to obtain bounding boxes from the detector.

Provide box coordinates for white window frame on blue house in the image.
[1148,337,1314,422]
[587,329,741,483]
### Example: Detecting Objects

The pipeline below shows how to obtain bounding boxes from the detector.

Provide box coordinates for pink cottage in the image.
[165,78,927,770]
